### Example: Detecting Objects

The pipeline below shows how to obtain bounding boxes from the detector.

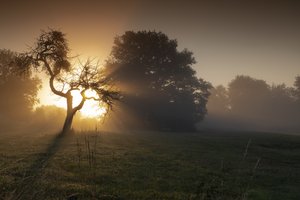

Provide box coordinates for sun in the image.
[37,65,109,119]
[44,88,107,118]
[71,89,107,118]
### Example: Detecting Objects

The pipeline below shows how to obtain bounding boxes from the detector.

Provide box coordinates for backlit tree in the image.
[106,31,211,130]
[16,30,120,133]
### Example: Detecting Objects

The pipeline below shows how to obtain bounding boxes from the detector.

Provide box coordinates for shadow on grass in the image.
[10,131,68,200]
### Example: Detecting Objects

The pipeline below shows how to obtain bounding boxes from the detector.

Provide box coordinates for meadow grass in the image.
[0,130,299,199]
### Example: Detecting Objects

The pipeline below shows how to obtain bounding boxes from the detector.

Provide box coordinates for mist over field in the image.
[1,68,300,134]
[200,76,300,134]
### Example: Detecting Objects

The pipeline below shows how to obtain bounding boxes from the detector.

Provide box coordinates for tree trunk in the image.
[62,111,75,134]
[61,94,75,134]
[61,92,86,134]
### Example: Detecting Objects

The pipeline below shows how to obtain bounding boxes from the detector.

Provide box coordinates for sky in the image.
[1,0,300,103]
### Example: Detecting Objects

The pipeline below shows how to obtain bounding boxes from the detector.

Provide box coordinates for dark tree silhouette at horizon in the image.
[106,31,211,131]
[293,76,300,101]
[203,75,300,132]
[16,30,120,134]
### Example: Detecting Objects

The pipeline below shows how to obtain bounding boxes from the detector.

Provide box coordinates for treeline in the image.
[1,30,214,132]
[202,75,300,133]
[1,29,300,133]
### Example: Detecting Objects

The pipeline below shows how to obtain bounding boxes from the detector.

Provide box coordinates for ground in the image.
[0,129,299,199]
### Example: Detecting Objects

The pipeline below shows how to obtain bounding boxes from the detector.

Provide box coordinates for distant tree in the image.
[293,75,300,101]
[228,75,270,120]
[204,75,300,132]
[291,76,300,123]
[268,84,296,123]
[270,84,293,104]
[106,31,211,130]
[207,85,230,115]
[0,49,41,126]
[16,30,120,133]
[226,75,300,131]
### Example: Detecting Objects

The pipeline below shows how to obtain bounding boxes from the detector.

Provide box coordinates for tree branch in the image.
[86,96,101,101]
[73,89,87,112]
[49,75,67,98]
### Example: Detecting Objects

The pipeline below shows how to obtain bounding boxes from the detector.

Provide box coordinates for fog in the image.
[200,75,300,134]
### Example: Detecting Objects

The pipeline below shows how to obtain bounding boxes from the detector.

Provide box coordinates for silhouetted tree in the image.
[106,31,211,131]
[16,30,120,133]
[0,49,41,127]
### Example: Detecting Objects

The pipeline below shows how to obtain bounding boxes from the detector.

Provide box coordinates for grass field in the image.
[0,129,299,199]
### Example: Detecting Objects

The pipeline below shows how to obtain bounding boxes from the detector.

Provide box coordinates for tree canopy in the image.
[106,31,211,131]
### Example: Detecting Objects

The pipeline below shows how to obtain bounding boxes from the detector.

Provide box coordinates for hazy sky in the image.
[1,0,300,88]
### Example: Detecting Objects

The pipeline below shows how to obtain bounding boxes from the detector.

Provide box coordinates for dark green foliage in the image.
[107,31,211,131]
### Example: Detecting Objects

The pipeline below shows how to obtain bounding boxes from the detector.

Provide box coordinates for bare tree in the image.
[16,30,120,133]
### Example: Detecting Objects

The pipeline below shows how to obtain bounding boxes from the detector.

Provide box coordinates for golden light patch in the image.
[71,90,107,118]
